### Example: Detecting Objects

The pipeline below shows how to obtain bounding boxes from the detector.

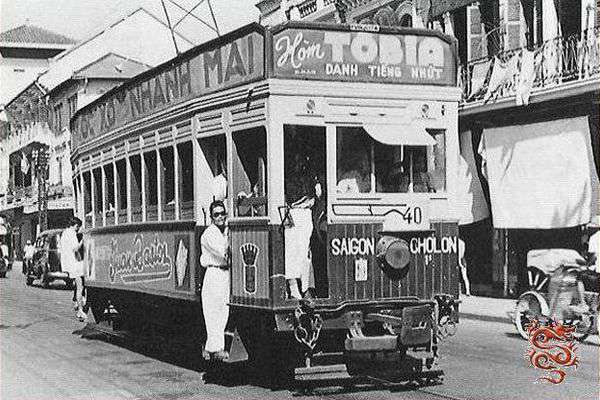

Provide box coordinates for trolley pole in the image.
[34,147,49,233]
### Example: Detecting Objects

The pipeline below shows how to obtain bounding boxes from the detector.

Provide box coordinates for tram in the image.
[70,21,461,384]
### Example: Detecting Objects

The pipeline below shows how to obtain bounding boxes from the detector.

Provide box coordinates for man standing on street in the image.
[60,217,86,321]
[23,240,35,275]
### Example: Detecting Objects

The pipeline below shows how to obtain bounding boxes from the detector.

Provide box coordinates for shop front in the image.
[459,91,599,297]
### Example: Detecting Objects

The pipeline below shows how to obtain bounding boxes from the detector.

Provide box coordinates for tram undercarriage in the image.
[88,285,457,387]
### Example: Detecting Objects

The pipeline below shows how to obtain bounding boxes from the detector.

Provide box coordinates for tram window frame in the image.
[335,127,446,195]
[143,150,158,221]
[92,167,103,226]
[82,171,92,227]
[159,146,175,221]
[115,158,128,224]
[231,127,267,218]
[177,141,194,220]
[198,134,227,202]
[130,154,143,222]
[103,163,116,225]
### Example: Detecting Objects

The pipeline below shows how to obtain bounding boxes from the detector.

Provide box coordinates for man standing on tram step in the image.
[200,200,231,362]
[60,217,87,321]
[284,153,318,300]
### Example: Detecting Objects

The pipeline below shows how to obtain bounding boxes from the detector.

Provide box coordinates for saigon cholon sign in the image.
[272,28,456,85]
[72,29,264,150]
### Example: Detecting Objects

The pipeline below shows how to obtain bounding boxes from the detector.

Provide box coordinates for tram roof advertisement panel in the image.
[71,24,265,151]
[271,23,457,86]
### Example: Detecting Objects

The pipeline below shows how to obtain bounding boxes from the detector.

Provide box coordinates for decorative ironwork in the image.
[461,27,600,104]
[293,302,323,366]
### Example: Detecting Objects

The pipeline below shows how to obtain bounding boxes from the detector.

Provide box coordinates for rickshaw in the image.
[512,248,599,341]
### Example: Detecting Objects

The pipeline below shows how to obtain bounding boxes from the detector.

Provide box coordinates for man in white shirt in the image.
[60,217,86,321]
[200,200,230,361]
[211,161,227,203]
[23,240,35,274]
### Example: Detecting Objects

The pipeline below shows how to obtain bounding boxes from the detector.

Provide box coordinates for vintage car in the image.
[26,229,74,288]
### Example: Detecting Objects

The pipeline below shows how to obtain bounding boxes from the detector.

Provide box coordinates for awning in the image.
[479,116,599,229]
[363,124,437,146]
[456,130,489,225]
[0,225,7,235]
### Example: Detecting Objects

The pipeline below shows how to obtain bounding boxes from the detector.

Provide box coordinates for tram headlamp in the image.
[376,236,411,279]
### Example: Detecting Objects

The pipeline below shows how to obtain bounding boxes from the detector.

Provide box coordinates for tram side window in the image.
[336,127,446,194]
[83,171,92,227]
[103,164,115,225]
[199,134,227,203]
[177,141,194,220]
[130,154,143,222]
[159,147,175,220]
[116,159,127,223]
[93,167,103,226]
[144,151,158,221]
[231,127,267,217]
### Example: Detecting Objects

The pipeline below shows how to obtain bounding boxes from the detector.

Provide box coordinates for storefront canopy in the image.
[479,116,599,229]
[457,130,489,225]
[363,124,437,146]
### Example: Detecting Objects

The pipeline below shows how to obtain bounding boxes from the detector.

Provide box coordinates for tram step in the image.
[345,335,398,352]
[295,364,350,381]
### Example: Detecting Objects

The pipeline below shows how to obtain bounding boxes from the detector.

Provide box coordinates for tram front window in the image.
[336,127,446,194]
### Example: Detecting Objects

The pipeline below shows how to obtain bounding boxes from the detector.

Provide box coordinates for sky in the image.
[0,0,260,45]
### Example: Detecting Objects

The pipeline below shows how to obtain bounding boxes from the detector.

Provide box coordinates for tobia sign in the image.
[272,26,456,86]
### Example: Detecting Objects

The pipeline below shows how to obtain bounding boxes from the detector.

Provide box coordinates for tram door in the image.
[283,125,328,298]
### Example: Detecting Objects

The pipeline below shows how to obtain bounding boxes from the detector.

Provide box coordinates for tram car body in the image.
[71,21,461,383]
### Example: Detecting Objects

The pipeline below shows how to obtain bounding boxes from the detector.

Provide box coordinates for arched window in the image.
[399,13,413,27]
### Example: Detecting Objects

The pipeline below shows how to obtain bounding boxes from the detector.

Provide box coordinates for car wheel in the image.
[0,271,6,278]
[65,279,74,289]
[26,277,34,286]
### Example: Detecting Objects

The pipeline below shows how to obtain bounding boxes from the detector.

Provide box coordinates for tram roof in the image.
[70,21,458,153]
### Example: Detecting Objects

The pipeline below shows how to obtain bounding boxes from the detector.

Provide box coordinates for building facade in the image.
[256,0,600,296]
[0,8,194,261]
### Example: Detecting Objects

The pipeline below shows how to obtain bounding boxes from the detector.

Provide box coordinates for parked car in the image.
[25,229,74,288]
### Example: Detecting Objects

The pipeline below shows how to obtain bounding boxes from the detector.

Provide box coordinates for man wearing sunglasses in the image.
[200,200,230,362]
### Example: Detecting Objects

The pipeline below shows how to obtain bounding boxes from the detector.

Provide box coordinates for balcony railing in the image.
[461,27,600,105]
[0,183,74,211]
[2,121,54,156]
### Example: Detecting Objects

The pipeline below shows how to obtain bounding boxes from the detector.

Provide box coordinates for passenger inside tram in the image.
[283,125,327,299]
[336,127,445,194]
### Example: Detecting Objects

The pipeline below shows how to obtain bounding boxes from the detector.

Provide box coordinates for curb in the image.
[458,312,512,325]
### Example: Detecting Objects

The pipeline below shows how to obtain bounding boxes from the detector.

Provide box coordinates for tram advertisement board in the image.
[85,229,193,293]
[71,26,264,150]
[272,26,456,86]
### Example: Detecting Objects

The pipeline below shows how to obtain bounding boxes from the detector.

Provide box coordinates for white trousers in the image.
[285,208,313,291]
[201,267,230,353]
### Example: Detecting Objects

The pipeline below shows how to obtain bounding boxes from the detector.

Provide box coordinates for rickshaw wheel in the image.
[514,292,548,340]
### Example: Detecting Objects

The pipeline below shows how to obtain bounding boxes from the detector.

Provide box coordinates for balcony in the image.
[0,183,74,212]
[2,121,55,156]
[460,27,600,109]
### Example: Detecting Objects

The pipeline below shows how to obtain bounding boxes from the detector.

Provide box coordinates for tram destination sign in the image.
[272,27,456,86]
[71,27,264,150]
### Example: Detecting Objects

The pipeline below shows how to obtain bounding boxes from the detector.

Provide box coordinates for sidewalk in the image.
[458,294,514,325]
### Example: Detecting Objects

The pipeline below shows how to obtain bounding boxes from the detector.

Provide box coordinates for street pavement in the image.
[1,267,598,400]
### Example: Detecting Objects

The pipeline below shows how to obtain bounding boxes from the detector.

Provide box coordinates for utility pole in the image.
[33,147,49,233]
